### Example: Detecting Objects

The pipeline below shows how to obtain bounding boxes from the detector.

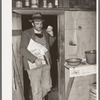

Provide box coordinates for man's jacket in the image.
[20,28,56,70]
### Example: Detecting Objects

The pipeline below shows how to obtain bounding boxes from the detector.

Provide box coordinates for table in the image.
[64,61,96,100]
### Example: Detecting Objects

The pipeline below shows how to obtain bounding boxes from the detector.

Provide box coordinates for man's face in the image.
[32,19,43,32]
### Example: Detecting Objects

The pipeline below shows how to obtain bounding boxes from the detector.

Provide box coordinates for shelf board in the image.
[12,7,96,15]
[12,7,64,15]
[68,7,96,11]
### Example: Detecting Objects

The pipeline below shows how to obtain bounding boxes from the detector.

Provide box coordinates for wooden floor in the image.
[46,86,58,100]
[26,85,58,100]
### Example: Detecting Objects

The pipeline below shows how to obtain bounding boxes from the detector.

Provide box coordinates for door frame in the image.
[57,13,65,100]
[12,11,66,100]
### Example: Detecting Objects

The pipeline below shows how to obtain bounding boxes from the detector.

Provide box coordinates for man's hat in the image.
[29,12,44,22]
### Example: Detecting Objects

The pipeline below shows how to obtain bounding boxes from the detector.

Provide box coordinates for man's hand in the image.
[46,26,54,37]
[35,59,42,67]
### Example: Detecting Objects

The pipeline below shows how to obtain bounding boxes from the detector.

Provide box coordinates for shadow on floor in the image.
[28,85,58,100]
[45,85,58,100]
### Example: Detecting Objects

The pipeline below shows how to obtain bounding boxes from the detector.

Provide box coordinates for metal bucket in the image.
[85,50,96,64]
[89,83,96,100]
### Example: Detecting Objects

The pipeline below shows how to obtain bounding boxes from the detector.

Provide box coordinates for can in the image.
[85,50,96,64]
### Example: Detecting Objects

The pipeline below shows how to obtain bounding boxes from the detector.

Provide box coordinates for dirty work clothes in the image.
[26,33,52,100]
[20,28,56,100]
[27,64,52,100]
[20,28,56,70]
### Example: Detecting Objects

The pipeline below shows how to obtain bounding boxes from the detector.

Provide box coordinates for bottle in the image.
[31,0,38,8]
[43,0,47,8]
[55,0,58,8]
[25,0,30,7]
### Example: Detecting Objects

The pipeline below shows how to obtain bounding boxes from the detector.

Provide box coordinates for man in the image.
[20,12,56,100]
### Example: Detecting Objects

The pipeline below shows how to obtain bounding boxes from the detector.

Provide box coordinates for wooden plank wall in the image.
[12,13,22,30]
[12,13,24,100]
[12,35,24,100]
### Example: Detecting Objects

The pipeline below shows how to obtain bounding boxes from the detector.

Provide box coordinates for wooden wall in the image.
[12,13,22,30]
[12,35,24,100]
[12,13,24,100]
[65,11,96,59]
[65,11,96,100]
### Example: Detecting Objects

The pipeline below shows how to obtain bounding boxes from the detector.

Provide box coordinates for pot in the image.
[85,50,96,64]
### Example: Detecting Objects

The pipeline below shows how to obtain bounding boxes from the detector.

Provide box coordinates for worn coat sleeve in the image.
[20,31,37,63]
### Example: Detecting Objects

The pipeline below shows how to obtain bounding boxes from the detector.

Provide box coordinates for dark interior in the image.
[22,15,58,100]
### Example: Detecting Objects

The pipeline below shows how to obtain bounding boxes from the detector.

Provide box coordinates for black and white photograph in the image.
[2,0,98,100]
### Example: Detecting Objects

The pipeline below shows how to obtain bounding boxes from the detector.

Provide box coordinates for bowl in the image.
[65,58,82,66]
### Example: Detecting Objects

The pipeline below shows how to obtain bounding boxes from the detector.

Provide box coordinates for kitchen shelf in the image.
[64,61,96,77]
[65,7,96,11]
[12,7,96,15]
[12,7,64,15]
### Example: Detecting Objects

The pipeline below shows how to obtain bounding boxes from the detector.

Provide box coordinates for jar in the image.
[25,0,30,7]
[31,0,38,8]
[55,0,58,7]
[16,0,22,7]
[85,50,96,64]
[48,3,53,8]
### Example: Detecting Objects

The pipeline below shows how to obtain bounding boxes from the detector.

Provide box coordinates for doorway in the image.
[22,15,58,100]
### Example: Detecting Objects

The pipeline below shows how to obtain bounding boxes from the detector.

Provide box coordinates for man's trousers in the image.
[27,64,52,100]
